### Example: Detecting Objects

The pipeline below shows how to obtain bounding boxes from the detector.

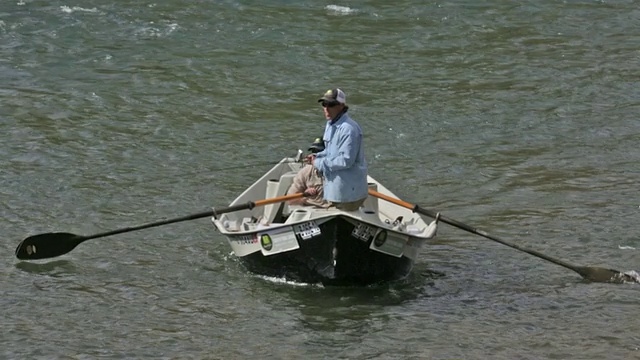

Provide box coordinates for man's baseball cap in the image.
[317,88,346,105]
[308,137,325,152]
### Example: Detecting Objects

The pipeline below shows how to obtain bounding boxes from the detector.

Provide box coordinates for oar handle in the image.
[368,189,417,212]
[255,193,303,207]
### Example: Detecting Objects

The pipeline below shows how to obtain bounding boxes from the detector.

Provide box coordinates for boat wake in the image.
[615,270,640,284]
[255,274,321,287]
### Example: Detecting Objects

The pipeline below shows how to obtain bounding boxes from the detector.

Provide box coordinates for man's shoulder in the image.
[334,113,353,125]
[338,115,362,133]
[297,164,314,176]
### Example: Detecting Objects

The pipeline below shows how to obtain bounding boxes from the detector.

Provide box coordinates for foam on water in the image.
[325,5,357,15]
[60,6,99,14]
[135,22,180,38]
[256,274,320,287]
[618,270,640,284]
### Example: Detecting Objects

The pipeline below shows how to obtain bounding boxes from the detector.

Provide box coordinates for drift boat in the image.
[211,151,439,286]
[15,153,630,285]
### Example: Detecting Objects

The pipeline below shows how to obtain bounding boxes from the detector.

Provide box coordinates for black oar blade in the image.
[15,232,83,260]
[575,266,637,284]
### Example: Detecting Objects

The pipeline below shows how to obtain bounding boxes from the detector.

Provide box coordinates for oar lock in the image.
[382,213,441,232]
[384,216,407,231]
[433,212,441,223]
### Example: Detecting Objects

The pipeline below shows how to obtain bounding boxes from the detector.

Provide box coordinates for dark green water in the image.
[2,1,639,359]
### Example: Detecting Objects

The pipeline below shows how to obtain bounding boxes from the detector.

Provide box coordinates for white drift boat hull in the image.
[212,156,438,285]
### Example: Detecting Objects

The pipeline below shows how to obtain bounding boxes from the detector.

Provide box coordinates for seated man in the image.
[287,138,331,208]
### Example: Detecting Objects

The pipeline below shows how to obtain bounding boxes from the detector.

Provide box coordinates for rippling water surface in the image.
[2,1,639,359]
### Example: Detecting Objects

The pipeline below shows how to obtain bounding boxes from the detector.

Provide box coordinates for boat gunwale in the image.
[211,155,437,240]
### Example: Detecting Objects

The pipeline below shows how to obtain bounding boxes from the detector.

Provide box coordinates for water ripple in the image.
[2,0,640,358]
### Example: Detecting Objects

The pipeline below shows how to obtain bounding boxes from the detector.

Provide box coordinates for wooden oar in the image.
[369,189,634,283]
[15,193,303,261]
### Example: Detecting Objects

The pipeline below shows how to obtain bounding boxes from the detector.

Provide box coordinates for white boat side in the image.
[209,155,438,285]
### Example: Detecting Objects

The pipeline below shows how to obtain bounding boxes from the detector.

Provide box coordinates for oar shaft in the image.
[368,189,576,270]
[79,209,216,242]
[82,193,304,242]
[14,193,305,261]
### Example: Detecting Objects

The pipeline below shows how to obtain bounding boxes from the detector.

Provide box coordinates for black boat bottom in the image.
[239,217,414,286]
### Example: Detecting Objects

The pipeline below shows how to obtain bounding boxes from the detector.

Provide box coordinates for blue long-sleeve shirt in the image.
[313,112,368,203]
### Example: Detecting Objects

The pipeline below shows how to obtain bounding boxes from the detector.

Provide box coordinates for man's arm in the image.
[315,126,360,174]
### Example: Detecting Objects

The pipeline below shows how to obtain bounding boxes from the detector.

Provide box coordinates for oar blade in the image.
[15,232,83,260]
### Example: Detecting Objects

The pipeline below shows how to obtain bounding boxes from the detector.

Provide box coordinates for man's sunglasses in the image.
[321,101,340,108]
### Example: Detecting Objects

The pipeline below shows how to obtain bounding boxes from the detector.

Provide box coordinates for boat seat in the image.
[263,171,297,224]
[361,182,379,214]
[284,207,313,224]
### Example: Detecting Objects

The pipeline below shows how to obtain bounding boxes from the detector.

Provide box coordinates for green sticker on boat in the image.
[370,230,404,257]
[373,230,388,247]
[260,234,273,251]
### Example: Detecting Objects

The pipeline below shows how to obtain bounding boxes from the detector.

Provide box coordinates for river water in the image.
[2,1,639,359]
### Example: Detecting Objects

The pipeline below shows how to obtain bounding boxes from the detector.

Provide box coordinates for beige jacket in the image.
[286,165,331,208]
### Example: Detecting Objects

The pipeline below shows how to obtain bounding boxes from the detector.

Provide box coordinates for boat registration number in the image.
[351,223,376,242]
[293,221,321,240]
